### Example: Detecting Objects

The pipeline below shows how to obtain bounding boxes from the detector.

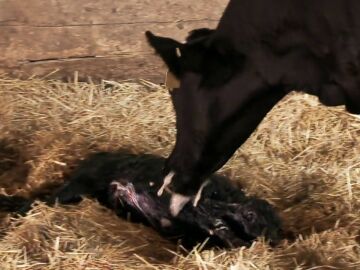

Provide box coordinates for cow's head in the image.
[146,29,286,198]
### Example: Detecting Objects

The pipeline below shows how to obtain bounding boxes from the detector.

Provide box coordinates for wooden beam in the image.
[0,0,228,81]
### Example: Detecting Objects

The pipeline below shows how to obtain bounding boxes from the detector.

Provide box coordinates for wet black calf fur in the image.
[0,151,282,248]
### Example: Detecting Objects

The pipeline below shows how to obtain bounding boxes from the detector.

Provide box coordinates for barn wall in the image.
[0,0,228,83]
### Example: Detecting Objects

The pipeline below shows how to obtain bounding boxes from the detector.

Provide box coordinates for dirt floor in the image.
[0,75,359,269]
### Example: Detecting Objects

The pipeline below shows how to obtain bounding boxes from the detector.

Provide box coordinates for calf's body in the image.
[0,151,282,248]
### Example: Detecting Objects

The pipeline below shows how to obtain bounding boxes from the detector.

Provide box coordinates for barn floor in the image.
[0,76,359,269]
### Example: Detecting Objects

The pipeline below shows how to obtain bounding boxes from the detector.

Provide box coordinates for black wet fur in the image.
[0,151,282,249]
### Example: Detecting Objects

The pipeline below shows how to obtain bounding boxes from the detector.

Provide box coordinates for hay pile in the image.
[0,75,359,269]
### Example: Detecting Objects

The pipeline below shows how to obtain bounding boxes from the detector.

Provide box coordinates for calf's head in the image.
[225,198,283,246]
[146,30,286,195]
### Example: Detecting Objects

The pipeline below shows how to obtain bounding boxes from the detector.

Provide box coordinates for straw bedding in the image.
[0,75,359,269]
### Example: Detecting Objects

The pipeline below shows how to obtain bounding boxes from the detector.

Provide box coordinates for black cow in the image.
[146,0,360,211]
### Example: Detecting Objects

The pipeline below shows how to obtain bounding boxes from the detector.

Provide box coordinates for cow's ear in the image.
[197,37,245,88]
[146,31,183,77]
[201,38,245,88]
[186,28,215,43]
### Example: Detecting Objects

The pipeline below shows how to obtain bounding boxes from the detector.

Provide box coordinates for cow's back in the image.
[214,0,360,113]
[216,0,360,49]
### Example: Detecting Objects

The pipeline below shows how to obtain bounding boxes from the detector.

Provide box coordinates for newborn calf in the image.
[0,151,282,248]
